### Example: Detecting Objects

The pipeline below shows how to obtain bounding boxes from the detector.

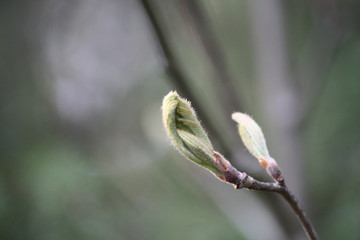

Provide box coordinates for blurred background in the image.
[1,0,360,239]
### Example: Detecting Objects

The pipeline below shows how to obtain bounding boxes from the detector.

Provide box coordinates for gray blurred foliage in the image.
[0,0,359,239]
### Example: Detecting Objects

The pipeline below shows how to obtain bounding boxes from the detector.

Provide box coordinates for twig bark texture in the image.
[228,169,319,240]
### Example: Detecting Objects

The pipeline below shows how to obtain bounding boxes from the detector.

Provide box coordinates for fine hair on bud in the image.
[162,91,226,177]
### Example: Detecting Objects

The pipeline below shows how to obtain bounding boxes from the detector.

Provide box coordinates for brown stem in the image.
[278,186,319,240]
[235,175,319,240]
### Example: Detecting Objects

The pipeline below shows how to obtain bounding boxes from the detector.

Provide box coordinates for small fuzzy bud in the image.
[162,91,228,178]
[232,112,284,183]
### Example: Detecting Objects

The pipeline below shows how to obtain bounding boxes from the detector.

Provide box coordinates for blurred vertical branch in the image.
[180,0,242,116]
[139,0,232,158]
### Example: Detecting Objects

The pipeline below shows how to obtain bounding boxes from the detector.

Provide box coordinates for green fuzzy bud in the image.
[162,91,222,176]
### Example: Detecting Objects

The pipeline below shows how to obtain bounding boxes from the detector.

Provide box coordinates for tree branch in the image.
[278,186,318,240]
[228,171,319,240]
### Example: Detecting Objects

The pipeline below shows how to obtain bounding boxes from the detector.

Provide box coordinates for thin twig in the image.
[278,186,319,240]
[231,173,319,240]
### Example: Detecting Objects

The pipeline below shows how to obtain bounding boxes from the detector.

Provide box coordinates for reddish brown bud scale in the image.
[266,163,284,184]
[224,166,240,187]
